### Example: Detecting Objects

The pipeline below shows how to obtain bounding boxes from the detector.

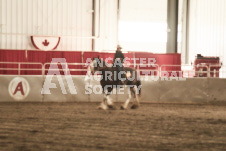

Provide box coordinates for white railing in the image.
[160,64,183,77]
[136,63,160,76]
[209,64,225,78]
[159,64,226,78]
[0,62,43,75]
[43,62,88,75]
[1,61,226,78]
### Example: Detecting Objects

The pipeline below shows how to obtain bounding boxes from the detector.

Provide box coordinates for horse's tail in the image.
[136,80,141,97]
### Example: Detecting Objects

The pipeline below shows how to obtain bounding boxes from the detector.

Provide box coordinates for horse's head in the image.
[90,56,105,74]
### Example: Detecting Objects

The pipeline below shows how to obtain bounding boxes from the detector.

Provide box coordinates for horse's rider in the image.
[114,45,125,83]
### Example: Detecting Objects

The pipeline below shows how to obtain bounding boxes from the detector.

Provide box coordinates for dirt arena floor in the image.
[0,102,226,151]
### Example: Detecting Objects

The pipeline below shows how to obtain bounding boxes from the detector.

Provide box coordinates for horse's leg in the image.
[120,86,132,110]
[106,94,116,109]
[97,92,108,110]
[135,86,140,105]
[97,87,115,110]
[97,86,109,110]
[130,87,140,109]
[105,87,116,109]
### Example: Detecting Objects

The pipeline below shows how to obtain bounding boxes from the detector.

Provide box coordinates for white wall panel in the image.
[0,0,94,51]
[188,0,226,64]
[94,0,118,51]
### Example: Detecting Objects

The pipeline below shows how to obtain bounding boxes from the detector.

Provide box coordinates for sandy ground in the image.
[0,102,226,151]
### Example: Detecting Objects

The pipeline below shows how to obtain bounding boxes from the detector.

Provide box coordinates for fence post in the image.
[207,66,210,78]
[18,63,21,75]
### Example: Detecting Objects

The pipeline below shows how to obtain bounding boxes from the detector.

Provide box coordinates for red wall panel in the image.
[0,49,181,76]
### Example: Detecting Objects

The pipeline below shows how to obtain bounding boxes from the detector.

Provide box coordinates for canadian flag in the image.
[31,36,61,51]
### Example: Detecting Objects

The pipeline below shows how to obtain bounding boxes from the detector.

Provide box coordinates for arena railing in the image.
[43,62,89,75]
[160,64,226,78]
[209,64,226,78]
[85,62,160,77]
[0,62,43,75]
[160,64,209,78]
[1,61,225,78]
[135,63,159,77]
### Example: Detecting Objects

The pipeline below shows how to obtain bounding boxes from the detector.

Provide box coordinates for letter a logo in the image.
[8,77,30,101]
[13,82,25,95]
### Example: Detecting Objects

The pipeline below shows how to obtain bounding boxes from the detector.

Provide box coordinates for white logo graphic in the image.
[41,58,77,94]
[8,77,30,101]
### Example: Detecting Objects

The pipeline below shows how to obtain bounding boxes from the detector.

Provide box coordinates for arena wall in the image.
[0,75,225,103]
[0,0,118,51]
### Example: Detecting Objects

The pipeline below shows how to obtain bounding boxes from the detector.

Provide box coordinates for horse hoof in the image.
[97,105,108,110]
[108,105,116,110]
[97,106,103,110]
[131,104,139,109]
[120,106,126,110]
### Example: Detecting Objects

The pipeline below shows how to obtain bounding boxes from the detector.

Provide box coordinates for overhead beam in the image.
[167,0,179,53]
